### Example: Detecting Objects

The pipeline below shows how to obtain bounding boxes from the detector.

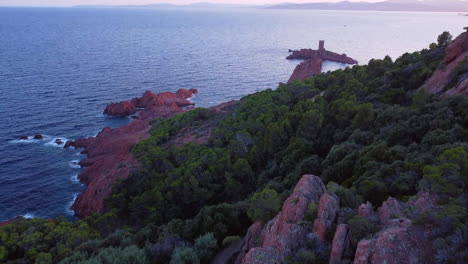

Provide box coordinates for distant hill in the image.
[74,2,247,9]
[268,0,468,12]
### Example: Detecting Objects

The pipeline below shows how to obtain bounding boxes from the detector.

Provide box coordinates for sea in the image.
[0,7,466,221]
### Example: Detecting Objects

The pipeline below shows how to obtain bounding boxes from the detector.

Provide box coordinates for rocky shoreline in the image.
[65,88,198,217]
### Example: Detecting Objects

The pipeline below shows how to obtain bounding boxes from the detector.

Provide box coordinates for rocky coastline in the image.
[65,88,198,218]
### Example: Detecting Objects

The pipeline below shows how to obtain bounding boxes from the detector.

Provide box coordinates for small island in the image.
[287,40,358,82]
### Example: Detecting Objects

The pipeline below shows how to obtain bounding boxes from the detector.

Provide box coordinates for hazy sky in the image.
[0,0,386,7]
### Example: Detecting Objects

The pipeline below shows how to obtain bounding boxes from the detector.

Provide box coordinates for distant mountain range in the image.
[73,0,468,12]
[267,0,468,12]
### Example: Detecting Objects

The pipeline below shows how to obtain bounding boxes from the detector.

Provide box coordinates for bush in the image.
[222,236,241,247]
[194,233,217,261]
[347,216,378,248]
[170,247,199,264]
[247,188,281,222]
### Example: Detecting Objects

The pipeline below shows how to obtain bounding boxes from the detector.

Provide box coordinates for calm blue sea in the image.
[0,7,466,221]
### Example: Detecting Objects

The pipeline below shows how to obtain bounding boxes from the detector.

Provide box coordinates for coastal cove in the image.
[0,7,466,222]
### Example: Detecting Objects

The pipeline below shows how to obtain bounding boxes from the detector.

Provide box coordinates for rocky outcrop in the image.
[287,41,358,65]
[377,197,405,225]
[70,89,198,218]
[235,222,264,264]
[330,224,352,264]
[422,31,468,96]
[353,218,431,264]
[313,192,339,241]
[287,41,357,82]
[288,58,323,82]
[33,134,43,140]
[237,175,326,264]
[358,201,376,220]
[103,101,137,117]
[0,216,25,227]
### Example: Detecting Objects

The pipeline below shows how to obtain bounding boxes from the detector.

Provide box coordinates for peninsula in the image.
[288,40,358,82]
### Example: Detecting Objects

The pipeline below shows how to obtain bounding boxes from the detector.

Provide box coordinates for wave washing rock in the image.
[288,58,323,82]
[236,175,326,264]
[422,30,468,96]
[69,89,198,218]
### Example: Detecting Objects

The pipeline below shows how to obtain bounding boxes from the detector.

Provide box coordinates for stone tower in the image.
[319,40,325,51]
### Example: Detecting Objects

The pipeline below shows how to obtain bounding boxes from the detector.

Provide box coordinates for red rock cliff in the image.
[422,31,468,96]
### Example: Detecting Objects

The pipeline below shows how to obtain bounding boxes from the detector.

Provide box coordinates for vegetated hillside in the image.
[1,32,467,264]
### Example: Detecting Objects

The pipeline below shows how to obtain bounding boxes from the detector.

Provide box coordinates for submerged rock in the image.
[19,136,28,140]
[33,134,43,140]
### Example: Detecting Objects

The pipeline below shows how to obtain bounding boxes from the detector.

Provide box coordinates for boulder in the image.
[19,136,29,140]
[330,224,352,264]
[55,139,64,145]
[313,192,340,241]
[189,88,199,94]
[33,134,43,140]
[103,101,137,117]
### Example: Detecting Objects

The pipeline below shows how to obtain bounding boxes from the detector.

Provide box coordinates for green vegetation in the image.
[1,32,467,263]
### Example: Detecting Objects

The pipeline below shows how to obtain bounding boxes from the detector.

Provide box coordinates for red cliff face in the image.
[422,31,468,96]
[70,89,198,218]
[288,58,323,82]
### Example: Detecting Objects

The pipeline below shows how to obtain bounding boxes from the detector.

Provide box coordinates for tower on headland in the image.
[319,40,325,51]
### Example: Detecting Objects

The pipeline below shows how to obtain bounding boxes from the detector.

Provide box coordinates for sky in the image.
[0,0,386,7]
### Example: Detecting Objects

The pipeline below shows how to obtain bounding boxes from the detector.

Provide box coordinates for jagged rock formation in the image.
[236,175,326,264]
[287,41,358,82]
[235,174,462,264]
[422,31,468,96]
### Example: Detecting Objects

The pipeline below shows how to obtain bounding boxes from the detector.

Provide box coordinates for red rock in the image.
[55,139,64,145]
[377,197,405,224]
[287,41,358,65]
[103,101,137,117]
[235,222,265,264]
[0,216,25,226]
[409,192,438,213]
[19,136,28,140]
[288,58,323,82]
[238,175,326,263]
[445,31,468,64]
[64,141,75,149]
[241,247,280,264]
[313,192,339,241]
[330,224,352,264]
[79,158,94,167]
[189,88,198,94]
[358,201,376,220]
[353,218,431,264]
[33,134,43,140]
[176,88,194,99]
[422,31,468,96]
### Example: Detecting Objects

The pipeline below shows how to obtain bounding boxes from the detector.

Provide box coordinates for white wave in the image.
[44,137,70,148]
[69,160,81,169]
[22,213,35,219]
[66,194,78,215]
[70,174,80,183]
